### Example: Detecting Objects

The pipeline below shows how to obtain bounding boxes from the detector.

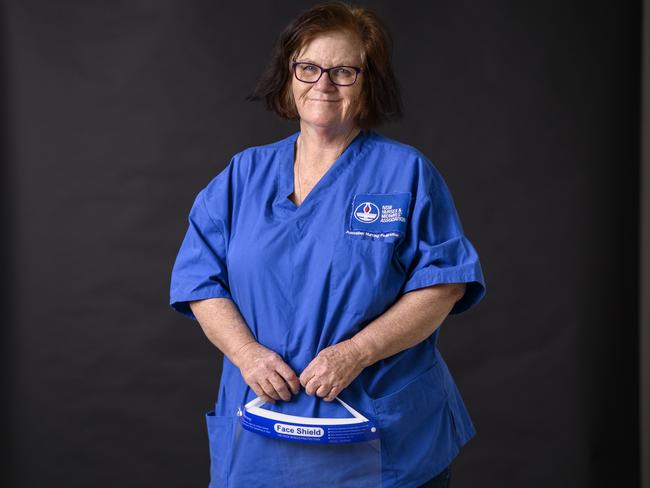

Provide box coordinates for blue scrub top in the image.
[169,129,486,487]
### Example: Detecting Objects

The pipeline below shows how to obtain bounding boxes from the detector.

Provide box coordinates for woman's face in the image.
[290,31,364,131]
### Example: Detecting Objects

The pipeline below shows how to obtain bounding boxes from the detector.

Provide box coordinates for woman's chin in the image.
[300,115,350,130]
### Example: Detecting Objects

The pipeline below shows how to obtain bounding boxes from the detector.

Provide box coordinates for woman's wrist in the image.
[231,340,258,368]
[348,336,377,368]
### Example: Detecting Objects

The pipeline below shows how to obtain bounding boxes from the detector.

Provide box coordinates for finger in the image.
[259,394,275,404]
[305,376,322,396]
[276,362,301,395]
[316,383,334,399]
[324,385,339,402]
[267,371,292,401]
[253,383,275,404]
[299,367,315,389]
[260,378,281,401]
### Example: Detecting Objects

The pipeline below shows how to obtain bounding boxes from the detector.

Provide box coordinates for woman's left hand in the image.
[299,339,366,401]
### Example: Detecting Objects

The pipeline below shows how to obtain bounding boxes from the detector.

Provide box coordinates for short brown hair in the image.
[245,1,403,130]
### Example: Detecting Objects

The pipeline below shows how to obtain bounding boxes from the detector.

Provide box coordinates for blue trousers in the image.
[417,464,451,488]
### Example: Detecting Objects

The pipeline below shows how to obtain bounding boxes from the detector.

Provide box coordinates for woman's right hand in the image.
[233,341,301,404]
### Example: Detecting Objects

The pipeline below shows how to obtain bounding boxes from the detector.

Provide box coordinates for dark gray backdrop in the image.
[4,1,641,487]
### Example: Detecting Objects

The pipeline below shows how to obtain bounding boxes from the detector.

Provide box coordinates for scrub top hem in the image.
[401,261,486,315]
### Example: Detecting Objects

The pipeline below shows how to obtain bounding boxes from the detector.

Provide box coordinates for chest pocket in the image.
[332,192,412,318]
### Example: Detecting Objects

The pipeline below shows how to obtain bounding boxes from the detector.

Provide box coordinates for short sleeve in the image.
[398,158,486,315]
[169,164,234,320]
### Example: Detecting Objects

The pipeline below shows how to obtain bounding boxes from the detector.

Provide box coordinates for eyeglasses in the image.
[291,61,364,86]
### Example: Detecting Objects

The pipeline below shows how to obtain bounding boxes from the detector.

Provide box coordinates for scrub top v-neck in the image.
[169,128,487,487]
[275,129,367,215]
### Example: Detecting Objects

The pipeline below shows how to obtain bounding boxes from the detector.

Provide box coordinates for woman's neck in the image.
[296,123,361,172]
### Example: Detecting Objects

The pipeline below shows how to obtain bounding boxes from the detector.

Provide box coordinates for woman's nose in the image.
[314,71,337,90]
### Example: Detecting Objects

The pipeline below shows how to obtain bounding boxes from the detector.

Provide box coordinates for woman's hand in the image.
[234,342,301,404]
[299,339,366,402]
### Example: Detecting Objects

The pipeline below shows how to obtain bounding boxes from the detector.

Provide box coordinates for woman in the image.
[169,2,486,487]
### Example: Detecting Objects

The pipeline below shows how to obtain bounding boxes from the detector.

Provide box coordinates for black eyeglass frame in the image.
[291,61,365,86]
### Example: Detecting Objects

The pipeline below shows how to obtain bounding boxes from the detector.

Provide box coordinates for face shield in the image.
[226,394,383,487]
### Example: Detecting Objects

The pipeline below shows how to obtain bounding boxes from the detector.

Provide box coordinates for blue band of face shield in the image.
[237,395,380,444]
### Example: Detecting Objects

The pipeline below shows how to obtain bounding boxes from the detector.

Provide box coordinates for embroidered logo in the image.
[347,192,411,240]
[353,202,380,223]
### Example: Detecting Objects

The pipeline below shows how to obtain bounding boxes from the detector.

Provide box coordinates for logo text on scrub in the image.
[354,202,406,224]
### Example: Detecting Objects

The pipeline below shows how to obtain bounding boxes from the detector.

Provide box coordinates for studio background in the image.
[3,1,642,487]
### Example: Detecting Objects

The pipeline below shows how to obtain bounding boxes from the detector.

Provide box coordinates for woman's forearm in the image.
[189,283,466,373]
[190,297,302,403]
[349,283,467,368]
[189,298,257,368]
